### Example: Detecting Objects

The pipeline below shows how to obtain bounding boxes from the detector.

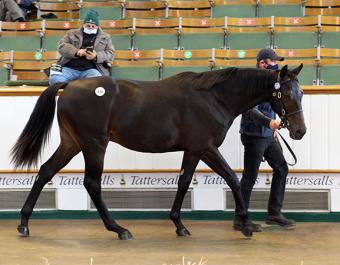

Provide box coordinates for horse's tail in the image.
[11,83,67,169]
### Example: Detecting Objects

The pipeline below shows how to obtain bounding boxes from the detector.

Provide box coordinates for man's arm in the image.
[247,107,272,128]
[95,36,114,64]
[58,32,80,59]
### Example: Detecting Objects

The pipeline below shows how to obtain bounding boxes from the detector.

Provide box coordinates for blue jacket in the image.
[240,102,276,138]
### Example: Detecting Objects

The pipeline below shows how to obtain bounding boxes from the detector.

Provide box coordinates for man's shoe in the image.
[15,17,25,22]
[265,214,296,229]
[233,217,262,232]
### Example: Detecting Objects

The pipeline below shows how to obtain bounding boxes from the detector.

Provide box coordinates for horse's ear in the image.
[292,63,303,76]
[280,65,288,79]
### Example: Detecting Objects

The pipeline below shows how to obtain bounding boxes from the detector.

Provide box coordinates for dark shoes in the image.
[233,217,263,232]
[265,214,296,229]
[41,13,58,19]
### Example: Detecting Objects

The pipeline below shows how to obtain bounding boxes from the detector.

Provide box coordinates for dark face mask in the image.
[266,64,279,70]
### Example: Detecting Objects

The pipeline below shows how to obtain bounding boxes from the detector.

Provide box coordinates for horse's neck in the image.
[224,70,276,117]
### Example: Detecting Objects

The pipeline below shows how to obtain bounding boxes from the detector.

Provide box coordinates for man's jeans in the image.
[240,134,289,216]
[49,67,102,85]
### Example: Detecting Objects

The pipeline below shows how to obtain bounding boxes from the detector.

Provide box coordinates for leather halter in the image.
[271,74,303,129]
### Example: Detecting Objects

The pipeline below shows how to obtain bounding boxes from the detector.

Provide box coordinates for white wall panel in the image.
[327,95,340,169]
[1,94,339,171]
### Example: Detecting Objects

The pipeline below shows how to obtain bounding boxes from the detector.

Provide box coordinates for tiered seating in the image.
[306,0,340,16]
[0,21,42,51]
[276,48,318,85]
[80,0,121,20]
[179,18,225,49]
[37,0,81,19]
[124,1,167,18]
[271,16,319,49]
[319,48,340,85]
[100,19,134,50]
[133,18,179,50]
[161,48,213,78]
[167,0,212,18]
[258,0,303,17]
[226,17,271,49]
[112,49,161,80]
[212,0,256,18]
[42,20,82,50]
[3,51,59,86]
[1,0,340,87]
[319,16,340,48]
[0,52,11,85]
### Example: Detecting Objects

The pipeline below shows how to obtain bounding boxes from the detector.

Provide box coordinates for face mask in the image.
[83,27,97,35]
[266,64,279,70]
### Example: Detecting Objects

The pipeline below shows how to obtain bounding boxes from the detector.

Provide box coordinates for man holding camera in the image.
[49,9,114,85]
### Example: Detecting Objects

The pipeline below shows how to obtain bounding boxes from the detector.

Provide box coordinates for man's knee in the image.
[49,75,67,85]
[83,69,102,78]
[274,162,288,177]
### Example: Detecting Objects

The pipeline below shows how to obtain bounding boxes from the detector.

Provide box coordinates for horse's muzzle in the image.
[290,127,306,140]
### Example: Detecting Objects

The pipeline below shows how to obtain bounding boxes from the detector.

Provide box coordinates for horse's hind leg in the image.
[201,147,253,239]
[82,142,132,240]
[18,138,80,236]
[170,152,199,236]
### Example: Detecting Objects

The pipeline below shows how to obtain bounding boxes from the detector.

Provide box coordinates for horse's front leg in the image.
[201,147,253,239]
[170,152,199,236]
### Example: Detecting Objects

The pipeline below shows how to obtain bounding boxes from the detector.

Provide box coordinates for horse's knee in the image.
[84,177,100,197]
[178,177,191,191]
[36,164,54,184]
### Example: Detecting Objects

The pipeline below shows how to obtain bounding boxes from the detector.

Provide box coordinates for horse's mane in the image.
[165,67,272,92]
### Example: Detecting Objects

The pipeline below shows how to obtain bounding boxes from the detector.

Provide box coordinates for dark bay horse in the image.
[11,64,306,240]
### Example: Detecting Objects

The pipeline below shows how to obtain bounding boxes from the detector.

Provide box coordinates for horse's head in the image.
[270,64,306,140]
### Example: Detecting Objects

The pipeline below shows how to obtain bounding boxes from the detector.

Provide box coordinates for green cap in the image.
[84,10,100,26]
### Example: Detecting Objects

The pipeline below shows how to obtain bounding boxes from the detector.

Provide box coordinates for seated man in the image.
[49,9,114,85]
[0,0,25,21]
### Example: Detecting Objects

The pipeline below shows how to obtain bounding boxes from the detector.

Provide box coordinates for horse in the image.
[11,64,306,240]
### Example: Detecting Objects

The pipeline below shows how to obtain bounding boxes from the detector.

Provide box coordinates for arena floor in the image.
[0,220,339,265]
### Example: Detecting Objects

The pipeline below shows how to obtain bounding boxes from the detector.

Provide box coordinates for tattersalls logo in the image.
[162,256,208,265]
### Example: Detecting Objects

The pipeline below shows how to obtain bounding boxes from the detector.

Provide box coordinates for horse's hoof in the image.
[176,228,191,237]
[241,226,253,239]
[17,225,29,237]
[118,230,133,240]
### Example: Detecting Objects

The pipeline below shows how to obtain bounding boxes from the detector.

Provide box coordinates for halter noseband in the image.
[271,74,303,129]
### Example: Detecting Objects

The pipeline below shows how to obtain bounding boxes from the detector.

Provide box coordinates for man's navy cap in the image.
[256,48,284,62]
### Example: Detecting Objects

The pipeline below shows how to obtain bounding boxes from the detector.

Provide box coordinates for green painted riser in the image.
[80,7,121,20]
[227,33,270,50]
[162,67,211,79]
[1,210,340,222]
[134,35,178,50]
[213,6,256,18]
[320,66,340,85]
[181,34,225,50]
[111,67,160,81]
[0,36,41,52]
[321,33,340,49]
[274,33,317,49]
[258,6,303,17]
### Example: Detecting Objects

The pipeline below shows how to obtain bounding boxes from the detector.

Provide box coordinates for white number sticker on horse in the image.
[95,87,106,96]
[274,82,281,90]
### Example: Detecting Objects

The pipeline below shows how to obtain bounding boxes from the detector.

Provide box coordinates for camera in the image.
[86,46,94,53]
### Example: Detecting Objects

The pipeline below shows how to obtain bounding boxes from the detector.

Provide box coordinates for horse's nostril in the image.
[295,128,306,139]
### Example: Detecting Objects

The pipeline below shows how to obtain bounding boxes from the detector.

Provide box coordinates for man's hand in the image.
[269,119,281,130]
[77,49,87,57]
[86,50,97,60]
[16,0,21,4]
